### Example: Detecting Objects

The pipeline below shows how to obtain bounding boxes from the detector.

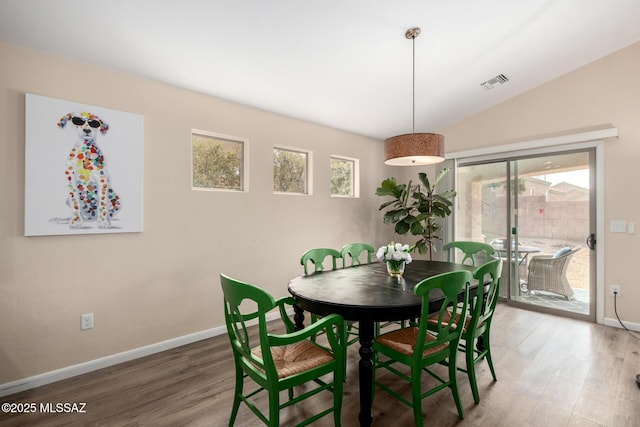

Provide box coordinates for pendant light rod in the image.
[406,27,420,134]
[384,26,445,166]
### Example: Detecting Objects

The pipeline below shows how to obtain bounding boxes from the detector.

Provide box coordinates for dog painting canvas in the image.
[25,94,143,236]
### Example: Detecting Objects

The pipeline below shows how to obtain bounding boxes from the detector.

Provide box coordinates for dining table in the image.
[491,243,541,266]
[287,259,478,427]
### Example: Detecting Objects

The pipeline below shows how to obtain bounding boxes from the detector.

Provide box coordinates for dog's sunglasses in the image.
[71,117,101,128]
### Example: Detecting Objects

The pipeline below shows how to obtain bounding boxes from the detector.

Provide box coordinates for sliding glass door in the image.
[455,149,596,321]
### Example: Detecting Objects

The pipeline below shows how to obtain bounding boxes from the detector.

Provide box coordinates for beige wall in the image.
[441,42,640,325]
[0,42,398,384]
[2,39,639,387]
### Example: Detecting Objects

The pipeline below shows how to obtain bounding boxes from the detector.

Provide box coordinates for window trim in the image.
[330,154,360,198]
[191,129,249,193]
[273,145,313,196]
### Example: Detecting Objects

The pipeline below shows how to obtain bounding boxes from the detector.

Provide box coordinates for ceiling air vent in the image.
[480,74,509,90]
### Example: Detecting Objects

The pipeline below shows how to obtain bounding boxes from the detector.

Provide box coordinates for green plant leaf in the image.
[440,205,452,216]
[418,172,431,189]
[414,212,429,221]
[410,221,424,235]
[375,177,397,192]
[432,168,450,188]
[404,215,418,224]
[415,240,428,255]
[412,191,427,202]
[438,190,457,199]
[375,178,408,199]
[395,221,410,235]
[378,200,397,210]
[385,208,409,222]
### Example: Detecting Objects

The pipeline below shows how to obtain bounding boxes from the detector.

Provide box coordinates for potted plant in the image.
[375,169,456,260]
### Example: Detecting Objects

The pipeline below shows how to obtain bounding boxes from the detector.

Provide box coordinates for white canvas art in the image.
[25,94,143,236]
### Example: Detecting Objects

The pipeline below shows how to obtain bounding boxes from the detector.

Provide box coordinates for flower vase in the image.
[386,260,406,277]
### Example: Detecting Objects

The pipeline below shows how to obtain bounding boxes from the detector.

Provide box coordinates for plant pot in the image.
[386,260,406,277]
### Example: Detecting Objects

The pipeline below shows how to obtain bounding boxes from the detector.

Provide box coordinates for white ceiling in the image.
[1,1,639,140]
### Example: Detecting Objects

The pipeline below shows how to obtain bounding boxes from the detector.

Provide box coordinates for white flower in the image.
[376,242,414,264]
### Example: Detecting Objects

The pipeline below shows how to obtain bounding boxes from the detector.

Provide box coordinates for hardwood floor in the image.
[2,303,639,426]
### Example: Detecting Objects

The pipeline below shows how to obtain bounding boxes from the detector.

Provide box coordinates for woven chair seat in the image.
[427,310,472,331]
[376,327,448,357]
[253,341,333,378]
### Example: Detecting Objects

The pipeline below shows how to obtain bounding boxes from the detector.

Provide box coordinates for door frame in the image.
[445,127,618,325]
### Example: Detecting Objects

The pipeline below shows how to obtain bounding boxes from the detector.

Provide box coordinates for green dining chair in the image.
[373,270,471,426]
[221,274,346,427]
[464,258,502,403]
[300,248,342,275]
[300,247,359,346]
[443,241,496,267]
[428,258,502,404]
[340,243,375,267]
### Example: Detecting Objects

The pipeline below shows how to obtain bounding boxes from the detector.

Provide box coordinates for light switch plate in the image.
[610,220,626,233]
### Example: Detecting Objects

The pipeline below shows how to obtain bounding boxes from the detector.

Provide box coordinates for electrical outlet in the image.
[81,313,94,330]
[610,285,621,297]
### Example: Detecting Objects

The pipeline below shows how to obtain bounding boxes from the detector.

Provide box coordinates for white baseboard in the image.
[0,325,227,397]
[604,317,640,332]
[5,311,630,397]
[0,308,292,398]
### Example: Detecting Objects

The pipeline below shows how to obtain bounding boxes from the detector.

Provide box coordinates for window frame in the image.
[191,129,249,193]
[273,145,313,196]
[330,154,360,198]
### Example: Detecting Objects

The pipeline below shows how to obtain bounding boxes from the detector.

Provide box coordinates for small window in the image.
[273,147,311,194]
[192,131,247,191]
[330,156,359,197]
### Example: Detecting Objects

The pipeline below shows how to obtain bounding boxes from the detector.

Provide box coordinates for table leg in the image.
[358,320,374,427]
[293,304,305,331]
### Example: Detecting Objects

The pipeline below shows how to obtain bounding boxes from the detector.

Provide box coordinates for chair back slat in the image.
[220,274,276,376]
[340,243,375,267]
[300,248,341,275]
[443,241,495,266]
[470,258,502,334]
[415,270,472,359]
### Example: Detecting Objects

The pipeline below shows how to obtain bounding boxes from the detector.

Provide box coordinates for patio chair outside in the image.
[526,247,581,300]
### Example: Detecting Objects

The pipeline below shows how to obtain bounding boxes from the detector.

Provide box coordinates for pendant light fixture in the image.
[384,27,445,166]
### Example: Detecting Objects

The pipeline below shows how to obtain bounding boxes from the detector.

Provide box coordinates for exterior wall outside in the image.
[482,195,588,242]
